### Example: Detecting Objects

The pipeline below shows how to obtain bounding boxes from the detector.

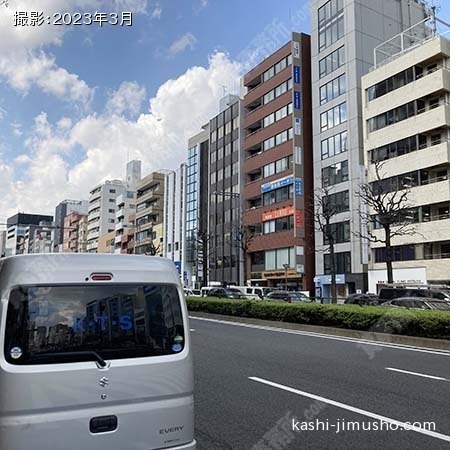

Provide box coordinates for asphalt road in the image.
[190,315,450,450]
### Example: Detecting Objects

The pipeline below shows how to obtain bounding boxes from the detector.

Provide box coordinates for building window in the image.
[320,102,347,131]
[263,184,294,206]
[263,155,293,178]
[265,247,295,270]
[263,79,293,105]
[321,130,348,160]
[374,245,416,263]
[318,0,344,52]
[368,97,444,132]
[263,103,293,128]
[263,216,294,234]
[324,251,351,274]
[324,190,349,214]
[319,46,345,79]
[263,128,293,151]
[263,54,293,82]
[320,74,346,105]
[322,160,348,186]
[323,221,350,244]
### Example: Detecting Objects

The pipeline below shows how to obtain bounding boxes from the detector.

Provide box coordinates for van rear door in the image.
[0,283,194,450]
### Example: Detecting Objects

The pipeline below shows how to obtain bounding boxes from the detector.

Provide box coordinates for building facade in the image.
[86,180,126,253]
[53,200,88,252]
[362,28,450,288]
[164,164,187,283]
[242,32,314,291]
[134,171,165,255]
[185,129,209,289]
[310,0,427,299]
[5,213,53,256]
[208,95,245,286]
[0,230,6,257]
[63,212,88,253]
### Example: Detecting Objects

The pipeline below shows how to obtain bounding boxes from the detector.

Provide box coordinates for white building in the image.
[310,0,428,299]
[164,164,187,284]
[87,180,126,253]
[362,21,450,286]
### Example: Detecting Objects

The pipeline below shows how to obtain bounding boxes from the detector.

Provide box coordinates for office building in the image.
[53,200,88,252]
[5,213,53,256]
[134,171,165,255]
[311,0,427,298]
[164,164,187,282]
[208,94,245,286]
[185,129,210,288]
[362,21,450,289]
[242,32,314,291]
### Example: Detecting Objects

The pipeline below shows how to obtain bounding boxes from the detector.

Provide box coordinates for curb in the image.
[188,311,450,352]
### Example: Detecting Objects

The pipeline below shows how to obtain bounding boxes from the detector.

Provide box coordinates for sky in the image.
[0,0,449,223]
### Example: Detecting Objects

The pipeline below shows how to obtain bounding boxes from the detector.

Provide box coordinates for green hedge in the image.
[186,297,450,340]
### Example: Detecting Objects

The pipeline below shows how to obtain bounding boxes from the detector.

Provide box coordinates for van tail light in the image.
[90,273,113,281]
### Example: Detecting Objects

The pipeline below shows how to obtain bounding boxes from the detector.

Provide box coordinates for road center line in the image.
[385,367,448,381]
[249,376,450,443]
[190,316,450,357]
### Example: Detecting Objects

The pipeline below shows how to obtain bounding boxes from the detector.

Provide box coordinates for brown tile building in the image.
[243,32,314,292]
[63,212,88,253]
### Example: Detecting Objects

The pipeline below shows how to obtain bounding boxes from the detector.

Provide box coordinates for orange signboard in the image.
[295,210,303,228]
[262,206,294,222]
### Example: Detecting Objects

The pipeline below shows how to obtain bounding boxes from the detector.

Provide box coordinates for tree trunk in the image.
[329,241,337,304]
[384,227,394,284]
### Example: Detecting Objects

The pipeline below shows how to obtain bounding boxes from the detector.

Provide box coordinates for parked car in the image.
[345,293,380,306]
[208,287,244,299]
[232,286,273,300]
[378,287,450,301]
[265,290,312,303]
[380,297,450,311]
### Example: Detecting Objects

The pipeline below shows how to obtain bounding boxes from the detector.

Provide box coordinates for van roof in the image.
[0,254,181,292]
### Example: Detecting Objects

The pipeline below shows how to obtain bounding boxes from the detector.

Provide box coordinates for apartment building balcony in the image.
[88,199,101,212]
[244,66,291,109]
[86,242,98,252]
[244,91,292,129]
[89,210,100,221]
[115,221,125,231]
[87,231,99,240]
[367,103,450,150]
[243,140,293,178]
[135,206,162,220]
[87,221,99,231]
[244,115,293,151]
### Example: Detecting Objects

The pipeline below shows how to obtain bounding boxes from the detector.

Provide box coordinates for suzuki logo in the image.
[99,377,109,388]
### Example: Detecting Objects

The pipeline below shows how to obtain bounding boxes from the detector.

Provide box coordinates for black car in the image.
[265,290,312,303]
[345,293,380,306]
[381,297,450,311]
[208,288,243,299]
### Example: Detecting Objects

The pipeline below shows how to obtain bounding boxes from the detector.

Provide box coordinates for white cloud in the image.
[151,4,162,19]
[168,32,198,57]
[10,122,23,137]
[0,52,242,218]
[106,81,147,117]
[113,0,148,14]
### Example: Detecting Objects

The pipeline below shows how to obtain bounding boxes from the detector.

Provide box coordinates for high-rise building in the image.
[185,129,210,289]
[242,32,314,291]
[311,0,427,299]
[134,171,165,255]
[208,94,245,286]
[114,161,141,254]
[362,22,450,291]
[87,180,126,253]
[53,200,88,252]
[164,164,187,283]
[0,230,6,257]
[5,213,53,256]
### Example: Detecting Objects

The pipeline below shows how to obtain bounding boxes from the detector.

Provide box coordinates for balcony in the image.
[115,221,125,231]
[244,115,293,151]
[244,91,292,129]
[87,231,99,240]
[243,140,294,175]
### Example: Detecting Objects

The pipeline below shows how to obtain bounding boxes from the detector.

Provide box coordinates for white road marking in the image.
[385,367,448,381]
[190,329,195,332]
[189,316,450,357]
[249,376,450,443]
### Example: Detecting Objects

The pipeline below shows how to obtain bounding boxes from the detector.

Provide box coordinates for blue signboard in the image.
[174,261,181,274]
[295,178,303,196]
[294,66,301,84]
[294,91,301,109]
[262,176,294,193]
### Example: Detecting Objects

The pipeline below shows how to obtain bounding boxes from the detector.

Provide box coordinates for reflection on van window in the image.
[5,284,184,365]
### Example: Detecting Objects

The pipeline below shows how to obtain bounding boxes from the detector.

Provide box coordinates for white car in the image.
[0,254,196,450]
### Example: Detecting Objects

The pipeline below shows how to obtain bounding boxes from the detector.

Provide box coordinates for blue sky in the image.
[0,0,449,221]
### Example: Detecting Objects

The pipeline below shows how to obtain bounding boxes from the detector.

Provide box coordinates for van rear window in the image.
[4,284,185,365]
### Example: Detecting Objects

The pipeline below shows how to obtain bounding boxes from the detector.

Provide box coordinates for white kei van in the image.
[0,254,196,450]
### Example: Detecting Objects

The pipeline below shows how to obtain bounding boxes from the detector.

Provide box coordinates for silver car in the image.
[0,254,196,450]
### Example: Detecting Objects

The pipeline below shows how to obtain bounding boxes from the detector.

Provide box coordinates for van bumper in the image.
[171,440,197,449]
